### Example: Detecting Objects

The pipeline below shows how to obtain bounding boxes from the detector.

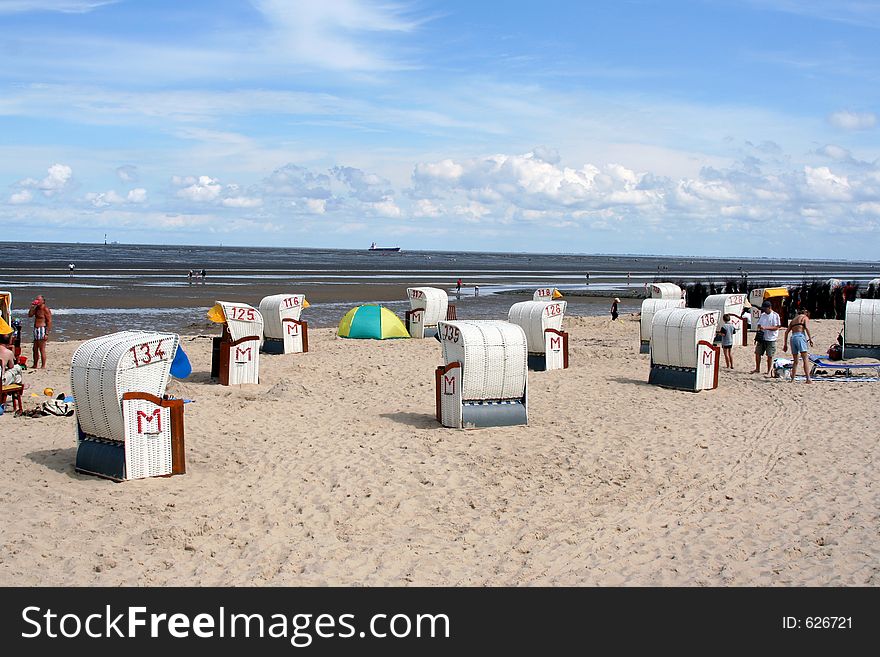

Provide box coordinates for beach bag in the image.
[2,365,23,386]
[754,330,765,343]
[42,399,74,417]
[827,343,842,361]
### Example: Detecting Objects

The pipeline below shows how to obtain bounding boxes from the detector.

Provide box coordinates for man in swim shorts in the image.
[28,295,52,369]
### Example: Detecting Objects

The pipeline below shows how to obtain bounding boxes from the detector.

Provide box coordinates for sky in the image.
[1,0,879,257]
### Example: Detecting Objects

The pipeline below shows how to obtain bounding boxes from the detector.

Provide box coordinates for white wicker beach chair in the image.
[507,300,568,370]
[435,320,528,428]
[533,287,560,302]
[843,299,880,360]
[639,298,686,353]
[259,294,308,354]
[648,308,721,391]
[702,294,748,346]
[405,287,451,338]
[71,330,185,481]
[211,301,263,385]
[650,283,682,300]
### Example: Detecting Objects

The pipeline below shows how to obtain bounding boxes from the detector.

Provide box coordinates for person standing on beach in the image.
[611,297,620,321]
[783,309,814,383]
[718,313,737,368]
[200,268,207,283]
[456,278,462,296]
[187,269,194,284]
[28,295,52,369]
[751,300,781,375]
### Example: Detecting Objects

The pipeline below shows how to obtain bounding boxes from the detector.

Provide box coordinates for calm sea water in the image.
[1,242,877,339]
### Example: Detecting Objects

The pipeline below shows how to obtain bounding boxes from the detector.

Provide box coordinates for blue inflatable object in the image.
[170,344,192,379]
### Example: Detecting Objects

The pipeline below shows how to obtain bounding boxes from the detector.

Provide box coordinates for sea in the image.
[1,242,877,340]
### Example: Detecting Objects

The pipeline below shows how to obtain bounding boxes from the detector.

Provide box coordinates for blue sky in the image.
[1,0,879,257]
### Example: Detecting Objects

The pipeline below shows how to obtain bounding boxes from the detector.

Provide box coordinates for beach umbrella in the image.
[0,316,11,335]
[170,344,192,379]
[337,304,410,339]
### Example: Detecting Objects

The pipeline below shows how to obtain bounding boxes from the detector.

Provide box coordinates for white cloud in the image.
[305,198,327,214]
[38,163,73,196]
[253,0,421,71]
[412,198,443,217]
[827,110,877,131]
[222,196,263,208]
[370,197,401,217]
[9,189,32,204]
[127,188,147,203]
[176,175,222,202]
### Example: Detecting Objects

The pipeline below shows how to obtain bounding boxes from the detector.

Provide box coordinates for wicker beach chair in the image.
[702,294,748,346]
[648,308,721,391]
[259,294,308,355]
[71,331,185,481]
[507,300,569,370]
[842,299,880,360]
[210,301,264,385]
[405,287,450,338]
[650,283,683,300]
[435,320,528,428]
[639,298,686,353]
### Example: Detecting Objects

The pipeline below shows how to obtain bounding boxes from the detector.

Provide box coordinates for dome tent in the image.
[337,305,410,339]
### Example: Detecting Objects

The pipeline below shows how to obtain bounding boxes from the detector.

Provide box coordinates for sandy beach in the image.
[1,314,878,586]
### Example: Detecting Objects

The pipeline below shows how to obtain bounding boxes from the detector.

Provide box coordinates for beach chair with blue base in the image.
[842,299,880,360]
[259,294,309,355]
[649,308,721,392]
[71,331,185,482]
[508,300,569,370]
[435,320,528,428]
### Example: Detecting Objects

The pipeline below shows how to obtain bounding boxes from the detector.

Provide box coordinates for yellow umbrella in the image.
[0,316,11,335]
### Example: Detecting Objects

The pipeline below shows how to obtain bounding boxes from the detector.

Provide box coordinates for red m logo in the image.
[286,323,299,335]
[235,346,252,362]
[550,336,561,351]
[443,375,456,395]
[702,351,714,366]
[136,409,162,434]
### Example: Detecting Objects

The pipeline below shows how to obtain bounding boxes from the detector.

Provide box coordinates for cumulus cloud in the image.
[828,110,877,131]
[176,175,222,202]
[37,163,73,196]
[332,165,392,202]
[9,190,33,204]
[85,188,148,207]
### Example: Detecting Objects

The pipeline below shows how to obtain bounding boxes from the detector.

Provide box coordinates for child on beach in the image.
[718,313,737,368]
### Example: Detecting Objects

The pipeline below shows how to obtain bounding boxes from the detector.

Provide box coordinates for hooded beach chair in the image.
[648,308,721,391]
[435,320,528,428]
[71,331,185,481]
[650,283,682,300]
[405,287,451,338]
[259,294,309,355]
[702,293,748,346]
[842,299,880,360]
[507,300,568,370]
[208,301,264,385]
[639,298,685,353]
[533,287,563,302]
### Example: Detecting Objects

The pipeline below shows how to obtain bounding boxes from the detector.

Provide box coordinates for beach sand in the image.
[2,315,877,586]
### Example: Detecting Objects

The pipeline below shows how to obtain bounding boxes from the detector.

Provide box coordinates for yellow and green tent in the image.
[337,304,409,339]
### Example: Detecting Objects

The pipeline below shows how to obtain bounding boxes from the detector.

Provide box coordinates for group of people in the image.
[750,300,814,383]
[454,278,479,297]
[187,269,208,284]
